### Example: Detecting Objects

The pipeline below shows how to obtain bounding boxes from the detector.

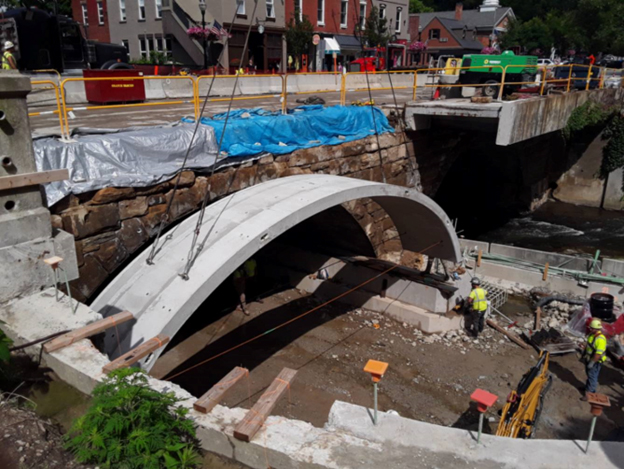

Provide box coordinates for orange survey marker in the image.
[364,359,388,382]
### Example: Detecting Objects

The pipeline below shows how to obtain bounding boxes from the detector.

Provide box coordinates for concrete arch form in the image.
[92,175,461,371]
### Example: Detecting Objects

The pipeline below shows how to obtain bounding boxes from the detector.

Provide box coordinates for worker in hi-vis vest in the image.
[2,41,17,70]
[232,258,258,316]
[467,278,488,336]
[581,318,607,400]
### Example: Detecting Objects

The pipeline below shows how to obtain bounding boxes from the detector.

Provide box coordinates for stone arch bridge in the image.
[91,174,461,370]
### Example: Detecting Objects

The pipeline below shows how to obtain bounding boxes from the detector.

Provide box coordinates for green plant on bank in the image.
[64,368,201,469]
[601,112,624,190]
[0,322,13,363]
[562,101,615,140]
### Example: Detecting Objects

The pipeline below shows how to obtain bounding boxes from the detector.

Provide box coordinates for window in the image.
[122,39,129,51]
[119,0,126,21]
[266,0,274,18]
[155,0,162,18]
[236,0,245,16]
[165,36,172,59]
[97,1,104,25]
[139,36,147,58]
[429,29,440,40]
[340,0,348,28]
[138,0,145,20]
[155,36,163,53]
[81,3,88,25]
[379,5,386,20]
[317,0,324,25]
[295,0,302,21]
[359,1,366,29]
[395,7,402,33]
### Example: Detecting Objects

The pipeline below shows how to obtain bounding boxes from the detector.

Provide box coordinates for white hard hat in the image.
[4,41,15,50]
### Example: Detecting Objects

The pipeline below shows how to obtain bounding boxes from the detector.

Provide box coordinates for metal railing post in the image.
[567,64,573,92]
[585,64,593,91]
[498,65,508,101]
[540,66,548,96]
[412,71,418,101]
[282,74,287,114]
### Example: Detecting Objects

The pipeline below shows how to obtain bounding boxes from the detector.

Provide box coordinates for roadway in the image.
[28,87,431,136]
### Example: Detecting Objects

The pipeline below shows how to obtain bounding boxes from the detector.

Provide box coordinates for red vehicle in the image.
[349,44,407,72]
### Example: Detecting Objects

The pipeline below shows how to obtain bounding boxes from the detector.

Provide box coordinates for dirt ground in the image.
[155,289,624,441]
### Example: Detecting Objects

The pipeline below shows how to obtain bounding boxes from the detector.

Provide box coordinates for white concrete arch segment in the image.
[91,175,461,371]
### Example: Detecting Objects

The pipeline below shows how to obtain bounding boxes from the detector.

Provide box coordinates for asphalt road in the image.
[28,87,429,136]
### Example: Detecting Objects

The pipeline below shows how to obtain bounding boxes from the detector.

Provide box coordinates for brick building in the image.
[285,0,410,71]
[408,1,514,66]
[72,0,111,43]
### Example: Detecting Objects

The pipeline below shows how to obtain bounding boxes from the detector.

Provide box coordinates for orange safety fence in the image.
[283,72,343,113]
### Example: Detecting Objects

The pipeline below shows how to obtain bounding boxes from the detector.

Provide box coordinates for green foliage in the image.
[0,322,13,363]
[363,6,391,48]
[65,368,201,469]
[1,0,72,17]
[285,9,314,69]
[563,101,614,140]
[130,51,169,65]
[601,113,624,190]
[409,0,433,14]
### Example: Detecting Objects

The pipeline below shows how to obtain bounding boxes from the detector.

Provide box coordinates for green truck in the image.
[459,51,538,97]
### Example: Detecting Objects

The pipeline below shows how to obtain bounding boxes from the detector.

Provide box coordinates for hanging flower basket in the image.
[187,27,217,41]
[409,41,427,52]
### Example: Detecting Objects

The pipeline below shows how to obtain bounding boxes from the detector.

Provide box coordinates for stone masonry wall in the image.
[51,132,420,302]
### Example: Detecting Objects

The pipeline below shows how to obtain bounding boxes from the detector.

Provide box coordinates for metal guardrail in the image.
[27,65,624,136]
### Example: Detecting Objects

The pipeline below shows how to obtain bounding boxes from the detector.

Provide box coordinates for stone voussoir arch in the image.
[91,174,461,370]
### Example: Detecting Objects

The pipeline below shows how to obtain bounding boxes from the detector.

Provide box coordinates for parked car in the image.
[537,58,554,68]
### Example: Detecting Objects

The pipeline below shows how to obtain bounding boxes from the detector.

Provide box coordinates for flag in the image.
[210,20,232,39]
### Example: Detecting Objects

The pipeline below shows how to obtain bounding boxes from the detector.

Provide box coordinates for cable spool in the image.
[590,293,615,322]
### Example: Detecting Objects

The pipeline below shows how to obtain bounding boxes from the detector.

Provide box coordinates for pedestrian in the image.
[232,258,259,316]
[467,278,488,337]
[2,41,17,70]
[580,318,607,400]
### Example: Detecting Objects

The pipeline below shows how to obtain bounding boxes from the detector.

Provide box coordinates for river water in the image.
[475,201,624,259]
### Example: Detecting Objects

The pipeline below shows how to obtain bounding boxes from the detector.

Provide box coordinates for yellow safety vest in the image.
[233,259,257,279]
[469,287,488,312]
[2,51,15,70]
[585,333,607,363]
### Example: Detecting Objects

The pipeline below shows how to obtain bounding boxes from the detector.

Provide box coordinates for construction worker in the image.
[2,41,17,70]
[580,318,607,400]
[467,278,488,336]
[232,258,258,316]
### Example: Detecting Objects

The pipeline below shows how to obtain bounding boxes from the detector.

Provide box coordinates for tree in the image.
[363,6,391,48]
[285,8,313,70]
[409,0,433,13]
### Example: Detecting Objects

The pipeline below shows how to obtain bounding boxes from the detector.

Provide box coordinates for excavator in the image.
[496,351,553,438]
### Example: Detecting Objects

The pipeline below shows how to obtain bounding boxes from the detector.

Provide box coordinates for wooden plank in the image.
[233,368,297,442]
[44,311,134,353]
[102,334,169,374]
[542,263,549,281]
[194,366,248,414]
[0,169,69,191]
[477,249,483,267]
[486,319,530,350]
[535,307,542,331]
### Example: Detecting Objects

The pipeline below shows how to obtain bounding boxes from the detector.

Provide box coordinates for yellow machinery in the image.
[496,351,552,438]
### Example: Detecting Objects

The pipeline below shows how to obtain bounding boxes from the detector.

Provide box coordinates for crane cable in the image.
[146,7,241,265]
[179,0,260,279]
[165,240,443,382]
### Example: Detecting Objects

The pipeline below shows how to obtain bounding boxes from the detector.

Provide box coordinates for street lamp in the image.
[198,0,207,70]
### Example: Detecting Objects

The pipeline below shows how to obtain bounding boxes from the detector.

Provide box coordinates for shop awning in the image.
[324,37,340,55]
[335,34,362,52]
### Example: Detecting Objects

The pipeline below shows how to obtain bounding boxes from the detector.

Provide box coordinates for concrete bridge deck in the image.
[407,88,624,146]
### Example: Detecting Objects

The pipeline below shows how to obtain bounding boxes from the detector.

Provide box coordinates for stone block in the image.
[140,204,168,237]
[208,170,234,198]
[359,153,381,169]
[230,166,258,192]
[93,238,128,273]
[177,171,196,188]
[346,168,374,181]
[257,163,280,183]
[169,188,201,220]
[61,205,119,240]
[135,180,174,197]
[119,197,149,219]
[336,157,361,174]
[79,232,118,254]
[278,167,312,178]
[91,187,135,205]
[72,255,109,299]
[0,207,51,248]
[120,218,149,254]
[257,155,274,165]
[378,132,399,149]
[309,161,330,172]
[335,139,367,158]
[288,148,320,167]
[51,214,63,230]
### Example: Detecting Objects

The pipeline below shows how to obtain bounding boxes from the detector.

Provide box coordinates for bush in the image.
[563,101,614,140]
[601,112,624,190]
[65,368,201,468]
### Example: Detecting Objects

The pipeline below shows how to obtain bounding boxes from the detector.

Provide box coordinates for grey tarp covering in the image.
[33,123,218,207]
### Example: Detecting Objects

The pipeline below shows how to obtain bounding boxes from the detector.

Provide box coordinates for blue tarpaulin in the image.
[183,105,394,157]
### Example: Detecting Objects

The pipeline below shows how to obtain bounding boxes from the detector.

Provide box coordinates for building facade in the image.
[408,1,514,66]
[72,0,112,43]
[284,0,409,71]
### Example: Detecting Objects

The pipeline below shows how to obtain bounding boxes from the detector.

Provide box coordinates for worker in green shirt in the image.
[2,41,17,70]
[232,258,258,316]
[581,318,607,400]
[467,278,488,337]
